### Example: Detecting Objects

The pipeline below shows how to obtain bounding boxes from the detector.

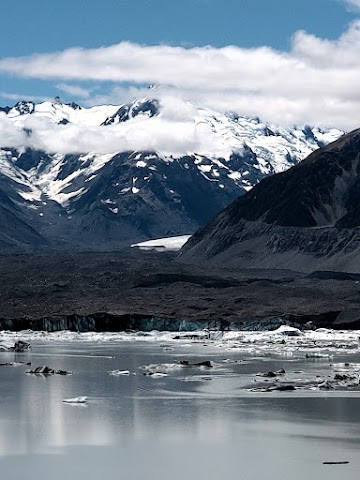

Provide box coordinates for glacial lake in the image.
[1,330,360,480]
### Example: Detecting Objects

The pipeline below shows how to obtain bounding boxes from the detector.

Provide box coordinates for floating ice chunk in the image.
[26,365,72,375]
[180,375,212,382]
[108,369,130,376]
[0,340,16,351]
[255,368,285,377]
[318,380,334,390]
[248,384,296,393]
[277,350,294,357]
[271,326,303,336]
[0,340,31,352]
[173,330,211,341]
[179,360,213,368]
[305,352,333,359]
[141,363,180,372]
[315,328,334,334]
[63,396,88,403]
[0,361,31,367]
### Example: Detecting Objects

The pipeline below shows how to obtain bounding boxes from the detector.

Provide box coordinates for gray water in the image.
[0,340,359,479]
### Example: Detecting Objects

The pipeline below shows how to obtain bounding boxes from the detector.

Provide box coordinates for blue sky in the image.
[0,0,354,56]
[1,0,360,129]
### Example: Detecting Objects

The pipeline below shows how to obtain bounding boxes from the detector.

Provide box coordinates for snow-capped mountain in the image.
[5,97,159,127]
[0,97,343,251]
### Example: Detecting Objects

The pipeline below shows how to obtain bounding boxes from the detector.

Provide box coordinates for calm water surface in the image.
[0,340,359,479]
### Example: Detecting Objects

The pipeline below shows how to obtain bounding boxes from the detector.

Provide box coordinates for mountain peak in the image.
[102,98,160,125]
[13,101,35,115]
[66,101,82,110]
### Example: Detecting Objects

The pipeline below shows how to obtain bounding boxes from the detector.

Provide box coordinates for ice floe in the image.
[140,360,213,375]
[0,326,360,362]
[0,361,31,367]
[108,370,131,376]
[0,339,31,352]
[63,396,88,404]
[26,365,72,375]
[2,325,360,395]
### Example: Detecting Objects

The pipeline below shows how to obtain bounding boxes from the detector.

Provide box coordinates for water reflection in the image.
[0,342,360,479]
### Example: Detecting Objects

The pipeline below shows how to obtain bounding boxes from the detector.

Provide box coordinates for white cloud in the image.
[0,91,49,103]
[0,113,28,150]
[82,85,153,107]
[2,19,360,130]
[56,83,91,98]
[0,106,218,156]
[342,0,360,10]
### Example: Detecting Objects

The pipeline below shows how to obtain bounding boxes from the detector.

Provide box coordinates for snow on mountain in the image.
[7,99,119,127]
[131,235,191,251]
[0,97,344,251]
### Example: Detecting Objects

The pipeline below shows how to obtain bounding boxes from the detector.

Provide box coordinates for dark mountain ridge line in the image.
[181,128,360,272]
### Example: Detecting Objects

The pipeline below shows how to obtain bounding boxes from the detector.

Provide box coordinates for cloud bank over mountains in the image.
[0,100,219,156]
[0,6,360,156]
[2,20,360,131]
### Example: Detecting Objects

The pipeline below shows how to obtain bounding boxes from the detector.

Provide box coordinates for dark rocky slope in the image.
[181,129,360,273]
[0,185,46,251]
[0,149,243,251]
[1,250,360,331]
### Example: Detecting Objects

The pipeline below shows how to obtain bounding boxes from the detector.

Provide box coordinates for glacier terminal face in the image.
[0,97,343,251]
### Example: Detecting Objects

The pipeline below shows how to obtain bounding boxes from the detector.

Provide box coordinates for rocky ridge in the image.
[181,129,360,273]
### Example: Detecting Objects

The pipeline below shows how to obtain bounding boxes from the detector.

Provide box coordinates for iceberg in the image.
[63,396,88,404]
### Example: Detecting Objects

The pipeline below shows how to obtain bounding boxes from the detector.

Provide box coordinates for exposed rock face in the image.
[181,129,360,273]
[0,149,248,251]
[101,99,160,125]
